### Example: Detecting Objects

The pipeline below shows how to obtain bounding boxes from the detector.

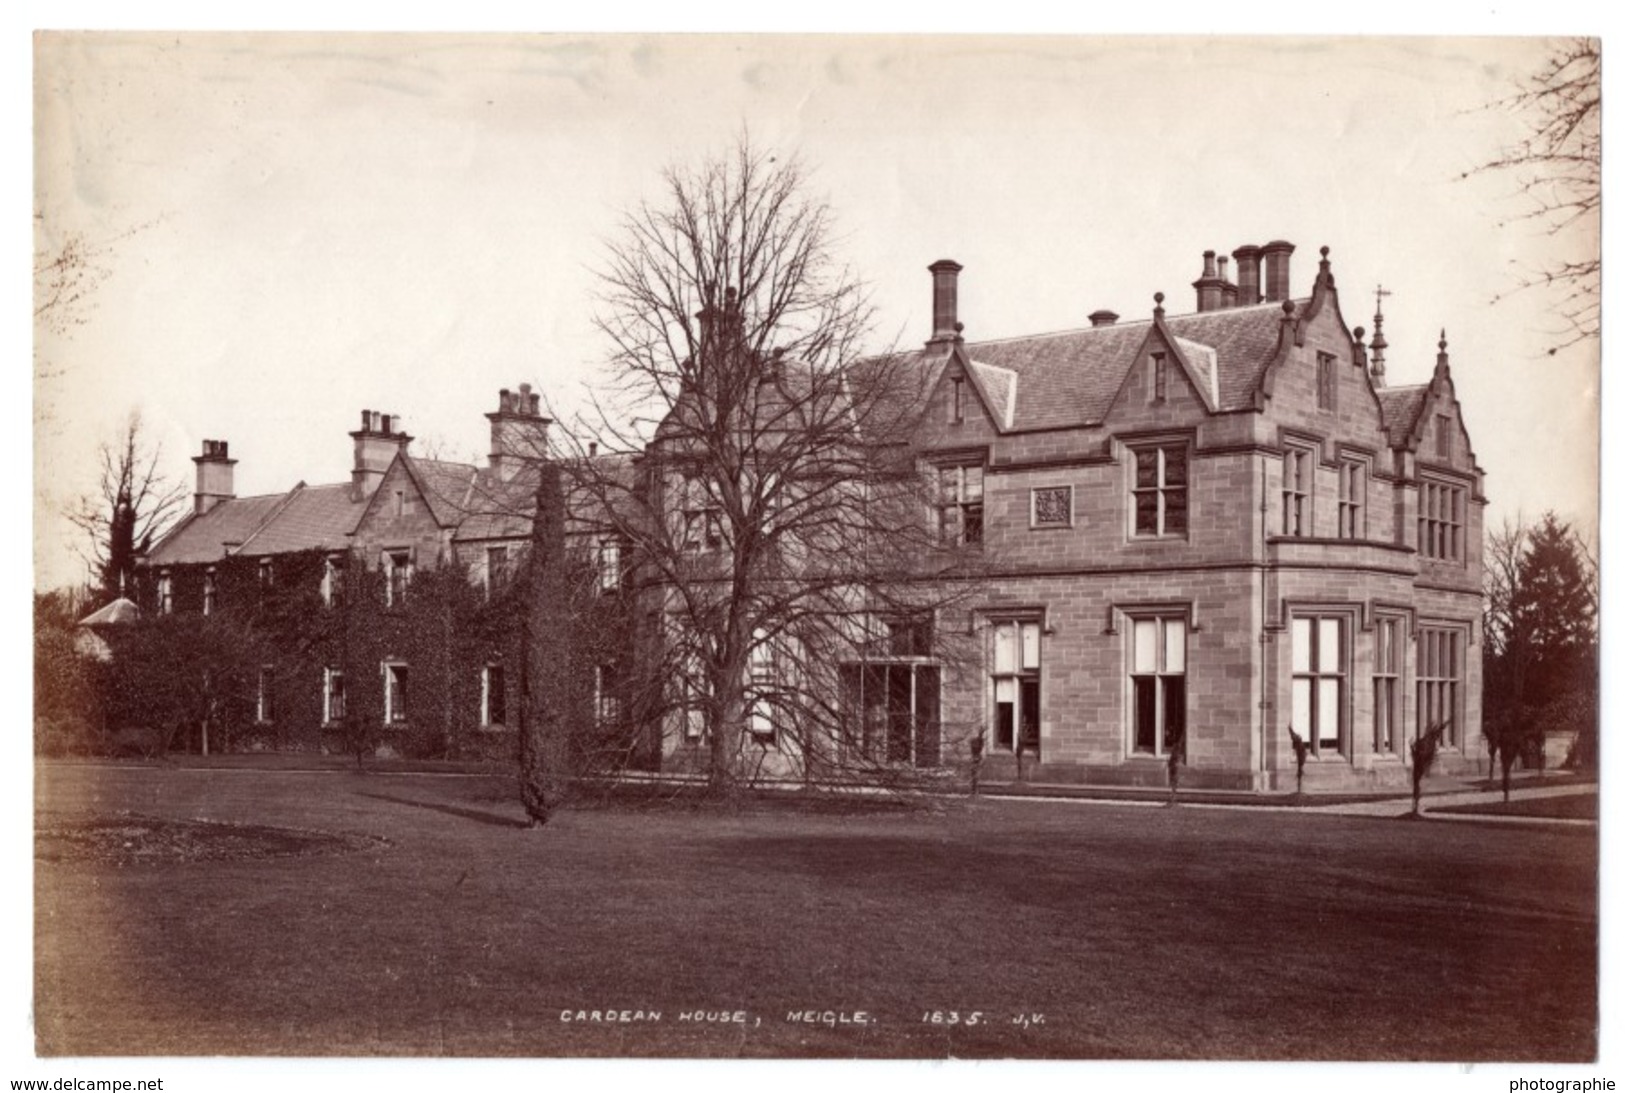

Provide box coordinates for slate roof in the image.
[144,492,292,566]
[890,298,1296,432]
[1376,384,1430,442]
[236,483,363,556]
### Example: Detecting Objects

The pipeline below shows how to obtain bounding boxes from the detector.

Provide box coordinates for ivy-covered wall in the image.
[126,543,642,762]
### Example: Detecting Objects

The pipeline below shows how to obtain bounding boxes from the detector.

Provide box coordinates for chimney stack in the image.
[1192,249,1228,313]
[1231,245,1262,306]
[350,409,413,501]
[1088,309,1120,328]
[487,383,552,481]
[1261,240,1296,303]
[192,439,237,515]
[926,260,965,348]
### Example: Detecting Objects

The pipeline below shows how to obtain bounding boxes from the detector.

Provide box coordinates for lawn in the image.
[34,761,1597,1060]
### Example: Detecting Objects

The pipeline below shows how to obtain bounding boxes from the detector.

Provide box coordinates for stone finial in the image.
[1153,291,1165,319]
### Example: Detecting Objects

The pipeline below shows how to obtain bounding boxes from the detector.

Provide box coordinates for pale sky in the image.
[31,33,1599,593]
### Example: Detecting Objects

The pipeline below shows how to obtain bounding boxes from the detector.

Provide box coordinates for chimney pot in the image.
[1088,309,1120,327]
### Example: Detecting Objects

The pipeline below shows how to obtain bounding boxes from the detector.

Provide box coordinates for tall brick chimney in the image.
[487,383,551,481]
[192,439,236,515]
[1232,245,1262,306]
[350,410,412,501]
[926,259,965,348]
[1261,240,1296,303]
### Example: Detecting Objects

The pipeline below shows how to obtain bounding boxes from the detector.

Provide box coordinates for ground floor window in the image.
[1292,615,1346,755]
[1373,617,1402,753]
[1416,625,1463,748]
[1130,616,1186,756]
[383,663,409,724]
[323,668,345,725]
[482,664,506,728]
[747,630,777,745]
[596,664,622,727]
[991,620,1041,756]
[256,666,276,724]
[839,662,941,766]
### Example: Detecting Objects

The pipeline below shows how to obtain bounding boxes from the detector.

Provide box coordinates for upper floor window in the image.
[1418,479,1465,562]
[1435,415,1452,459]
[595,664,622,727]
[1337,459,1367,540]
[202,569,216,616]
[1317,352,1338,411]
[321,554,345,609]
[937,464,984,546]
[683,508,723,554]
[392,489,406,519]
[950,376,965,424]
[486,545,513,599]
[1281,446,1312,537]
[258,558,274,589]
[1150,353,1168,404]
[597,538,621,591]
[1131,444,1188,538]
[385,549,412,606]
[157,570,174,615]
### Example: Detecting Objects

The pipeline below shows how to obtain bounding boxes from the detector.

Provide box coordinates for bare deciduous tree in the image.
[68,412,185,603]
[565,140,981,793]
[1469,38,1600,352]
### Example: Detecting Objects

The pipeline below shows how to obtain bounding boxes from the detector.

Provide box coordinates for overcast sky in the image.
[32,34,1598,593]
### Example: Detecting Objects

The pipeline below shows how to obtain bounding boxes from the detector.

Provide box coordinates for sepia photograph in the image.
[24,17,1604,1086]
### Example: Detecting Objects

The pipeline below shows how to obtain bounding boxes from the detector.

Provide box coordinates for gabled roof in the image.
[889,299,1296,432]
[144,492,292,566]
[236,482,364,556]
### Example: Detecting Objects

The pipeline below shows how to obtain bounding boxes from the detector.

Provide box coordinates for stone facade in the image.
[898,243,1485,790]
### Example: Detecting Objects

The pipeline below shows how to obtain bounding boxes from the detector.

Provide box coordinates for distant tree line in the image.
[1482,511,1596,792]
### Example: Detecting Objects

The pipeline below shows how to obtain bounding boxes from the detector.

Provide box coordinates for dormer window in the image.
[1150,353,1168,404]
[950,376,965,424]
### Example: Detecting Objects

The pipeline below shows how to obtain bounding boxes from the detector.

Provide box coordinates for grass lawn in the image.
[1434,794,1599,821]
[34,761,1597,1060]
